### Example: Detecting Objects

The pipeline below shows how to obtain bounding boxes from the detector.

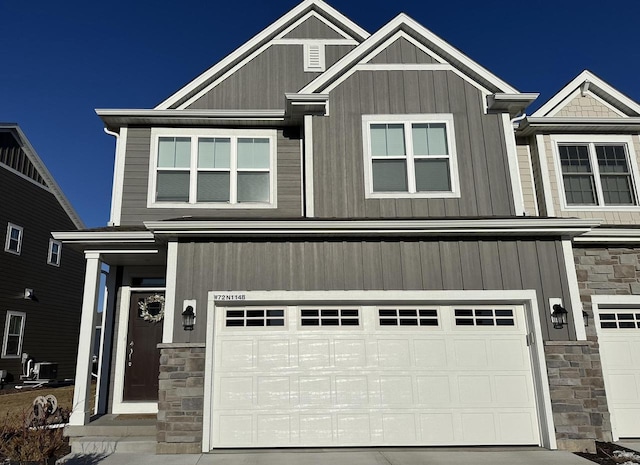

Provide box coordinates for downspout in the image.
[104,128,120,227]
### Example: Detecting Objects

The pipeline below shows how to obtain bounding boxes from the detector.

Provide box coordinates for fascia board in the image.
[1,124,85,229]
[52,231,155,242]
[574,228,640,243]
[487,93,540,114]
[516,117,640,136]
[533,70,640,117]
[144,218,599,237]
[155,0,369,110]
[302,13,518,95]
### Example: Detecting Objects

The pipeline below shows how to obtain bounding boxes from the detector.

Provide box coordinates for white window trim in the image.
[47,238,62,266]
[551,134,640,211]
[362,114,461,199]
[4,223,23,255]
[147,128,278,209]
[2,311,26,359]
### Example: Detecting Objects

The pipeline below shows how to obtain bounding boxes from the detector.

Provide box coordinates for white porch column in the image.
[69,252,102,426]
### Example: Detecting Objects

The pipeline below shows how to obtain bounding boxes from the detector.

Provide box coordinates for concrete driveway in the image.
[59,448,594,465]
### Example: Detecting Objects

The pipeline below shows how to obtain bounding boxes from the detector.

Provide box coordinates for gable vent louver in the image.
[304,43,325,72]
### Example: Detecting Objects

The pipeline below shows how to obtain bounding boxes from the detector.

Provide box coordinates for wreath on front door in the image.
[139,294,165,323]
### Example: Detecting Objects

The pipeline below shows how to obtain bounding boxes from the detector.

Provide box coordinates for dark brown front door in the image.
[123,291,164,401]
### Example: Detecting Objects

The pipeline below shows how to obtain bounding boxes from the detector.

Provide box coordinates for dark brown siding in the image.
[282,16,348,39]
[0,167,84,381]
[173,238,574,344]
[312,69,514,218]
[119,127,303,225]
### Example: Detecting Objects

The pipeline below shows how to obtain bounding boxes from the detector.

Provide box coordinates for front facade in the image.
[0,124,85,382]
[60,0,635,454]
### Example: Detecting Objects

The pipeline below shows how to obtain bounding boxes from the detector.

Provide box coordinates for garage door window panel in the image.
[455,308,515,327]
[225,308,285,328]
[300,308,360,327]
[378,308,439,327]
[599,312,640,329]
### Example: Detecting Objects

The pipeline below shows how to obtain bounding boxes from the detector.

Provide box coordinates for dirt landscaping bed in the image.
[576,442,640,465]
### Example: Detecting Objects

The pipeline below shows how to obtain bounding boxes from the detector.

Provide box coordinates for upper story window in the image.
[148,128,277,209]
[553,136,639,209]
[47,239,62,266]
[2,311,26,358]
[362,114,460,199]
[4,223,23,255]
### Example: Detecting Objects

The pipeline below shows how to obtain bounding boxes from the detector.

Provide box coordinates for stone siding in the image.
[574,247,640,337]
[157,343,206,454]
[545,341,612,452]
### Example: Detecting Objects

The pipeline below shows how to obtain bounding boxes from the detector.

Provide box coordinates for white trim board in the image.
[534,134,555,217]
[108,127,127,227]
[275,9,359,41]
[562,240,586,340]
[202,289,556,451]
[502,113,525,216]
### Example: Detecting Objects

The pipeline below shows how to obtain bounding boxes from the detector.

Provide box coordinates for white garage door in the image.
[211,304,540,448]
[596,309,640,438]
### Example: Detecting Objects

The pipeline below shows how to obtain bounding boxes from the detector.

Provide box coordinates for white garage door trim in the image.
[592,295,640,441]
[202,290,556,451]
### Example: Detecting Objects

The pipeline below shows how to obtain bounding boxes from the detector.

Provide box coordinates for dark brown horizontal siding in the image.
[313,69,514,218]
[0,168,84,381]
[119,128,302,225]
[173,238,573,344]
[187,45,321,110]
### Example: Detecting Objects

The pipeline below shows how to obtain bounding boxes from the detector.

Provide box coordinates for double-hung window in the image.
[554,136,639,208]
[48,239,62,266]
[362,114,460,198]
[150,129,277,208]
[4,223,23,255]
[2,311,26,358]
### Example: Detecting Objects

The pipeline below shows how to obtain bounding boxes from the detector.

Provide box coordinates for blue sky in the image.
[1,0,639,228]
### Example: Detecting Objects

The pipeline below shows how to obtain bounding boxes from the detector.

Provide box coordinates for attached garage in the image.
[593,298,640,440]
[204,291,551,449]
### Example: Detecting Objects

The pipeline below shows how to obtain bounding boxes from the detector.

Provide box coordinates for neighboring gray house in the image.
[0,123,85,382]
[516,71,640,442]
[58,0,621,454]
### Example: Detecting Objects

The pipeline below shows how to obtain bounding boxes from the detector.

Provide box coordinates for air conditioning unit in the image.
[33,362,58,381]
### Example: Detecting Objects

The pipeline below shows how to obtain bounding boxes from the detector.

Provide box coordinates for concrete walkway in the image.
[619,441,640,453]
[59,448,593,465]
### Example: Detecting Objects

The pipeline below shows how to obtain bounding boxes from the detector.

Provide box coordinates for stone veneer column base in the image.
[157,343,205,455]
[545,341,612,453]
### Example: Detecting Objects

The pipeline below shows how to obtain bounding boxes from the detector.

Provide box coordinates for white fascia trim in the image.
[162,242,178,344]
[109,127,127,226]
[52,231,155,241]
[0,162,51,192]
[203,288,556,449]
[574,229,640,243]
[361,30,446,65]
[534,134,555,216]
[534,70,640,118]
[97,109,286,119]
[561,240,586,340]
[1,125,85,229]
[549,134,640,213]
[304,115,315,217]
[301,14,517,95]
[157,0,369,110]
[502,113,525,216]
[275,10,361,41]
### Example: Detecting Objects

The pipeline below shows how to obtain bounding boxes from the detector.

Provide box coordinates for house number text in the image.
[214,294,247,301]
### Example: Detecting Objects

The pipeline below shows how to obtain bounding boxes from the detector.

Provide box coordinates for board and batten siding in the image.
[172,238,574,344]
[282,15,349,39]
[368,37,436,64]
[312,69,515,218]
[118,127,303,225]
[185,44,355,110]
[0,167,84,380]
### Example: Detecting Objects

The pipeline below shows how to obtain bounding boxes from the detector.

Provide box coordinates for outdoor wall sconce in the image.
[182,299,196,331]
[24,288,36,301]
[583,310,589,327]
[551,304,568,329]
